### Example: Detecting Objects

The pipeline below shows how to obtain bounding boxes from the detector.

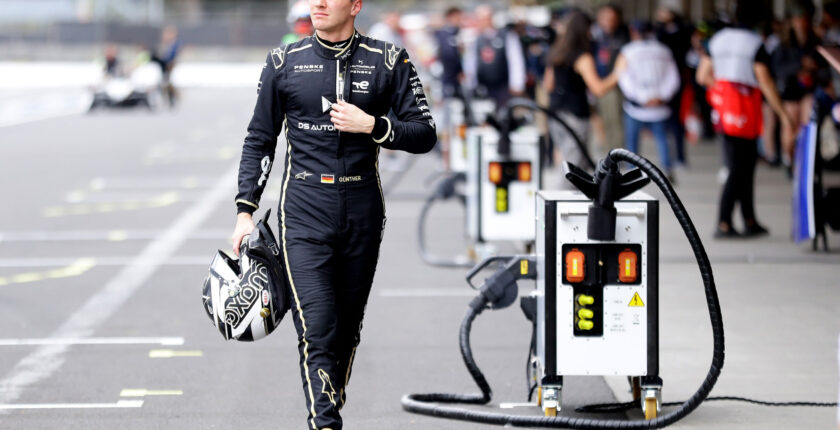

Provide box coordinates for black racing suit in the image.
[235,30,436,430]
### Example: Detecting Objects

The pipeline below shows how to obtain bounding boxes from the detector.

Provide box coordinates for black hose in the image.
[500,97,597,171]
[417,173,474,268]
[402,149,725,428]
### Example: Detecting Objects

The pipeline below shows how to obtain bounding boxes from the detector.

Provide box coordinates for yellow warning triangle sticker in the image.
[629,292,645,307]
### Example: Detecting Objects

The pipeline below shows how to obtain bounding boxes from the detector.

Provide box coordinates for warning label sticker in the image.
[628,292,645,307]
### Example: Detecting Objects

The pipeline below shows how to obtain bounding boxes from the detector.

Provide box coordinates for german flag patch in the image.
[321,174,335,184]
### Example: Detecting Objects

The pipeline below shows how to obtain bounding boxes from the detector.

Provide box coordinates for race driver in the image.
[230,0,436,428]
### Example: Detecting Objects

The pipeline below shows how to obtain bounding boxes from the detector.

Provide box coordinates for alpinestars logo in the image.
[385,44,400,70]
[270,47,285,69]
[295,171,313,181]
[318,369,337,406]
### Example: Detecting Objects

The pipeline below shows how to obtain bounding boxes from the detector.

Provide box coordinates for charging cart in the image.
[535,189,662,418]
[466,125,542,243]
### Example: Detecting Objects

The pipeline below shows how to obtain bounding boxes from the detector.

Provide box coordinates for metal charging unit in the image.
[449,98,499,173]
[535,189,662,418]
[466,125,541,243]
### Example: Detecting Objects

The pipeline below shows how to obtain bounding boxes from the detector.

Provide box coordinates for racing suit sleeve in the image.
[236,51,285,215]
[372,50,436,154]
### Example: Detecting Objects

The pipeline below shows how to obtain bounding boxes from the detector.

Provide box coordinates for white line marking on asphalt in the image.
[120,389,182,397]
[0,162,237,411]
[0,337,184,347]
[0,400,144,410]
[379,289,478,297]
[0,256,209,267]
[148,349,202,358]
[0,229,229,242]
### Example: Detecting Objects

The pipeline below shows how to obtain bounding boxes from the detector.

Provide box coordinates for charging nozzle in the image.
[563,158,650,241]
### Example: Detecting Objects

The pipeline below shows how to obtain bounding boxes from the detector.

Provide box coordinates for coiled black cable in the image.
[402,149,726,428]
[576,396,838,414]
[417,172,474,268]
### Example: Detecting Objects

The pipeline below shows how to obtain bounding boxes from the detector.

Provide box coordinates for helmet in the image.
[202,210,289,341]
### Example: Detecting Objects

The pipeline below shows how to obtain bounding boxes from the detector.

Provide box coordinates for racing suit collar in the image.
[312,29,360,59]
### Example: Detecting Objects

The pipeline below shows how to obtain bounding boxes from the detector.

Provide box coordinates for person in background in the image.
[368,11,403,47]
[685,21,716,141]
[759,19,783,166]
[617,20,680,182]
[434,7,464,170]
[771,0,825,169]
[543,10,623,171]
[463,5,527,108]
[151,25,181,107]
[283,0,314,45]
[655,5,692,167]
[591,4,629,152]
[696,0,794,238]
[102,43,121,77]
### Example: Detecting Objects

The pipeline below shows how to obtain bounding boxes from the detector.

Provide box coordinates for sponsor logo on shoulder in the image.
[270,47,285,69]
[385,44,400,70]
[295,171,313,181]
[321,174,335,184]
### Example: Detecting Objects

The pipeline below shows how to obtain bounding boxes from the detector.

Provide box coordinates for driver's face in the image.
[309,0,359,32]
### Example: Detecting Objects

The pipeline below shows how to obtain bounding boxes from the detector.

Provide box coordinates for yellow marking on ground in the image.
[43,192,180,217]
[0,258,96,286]
[148,349,203,358]
[11,273,44,283]
[107,230,128,241]
[120,389,183,397]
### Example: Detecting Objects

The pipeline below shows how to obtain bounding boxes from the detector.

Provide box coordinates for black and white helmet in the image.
[202,210,289,341]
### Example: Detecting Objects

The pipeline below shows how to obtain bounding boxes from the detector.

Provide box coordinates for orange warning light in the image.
[517,162,532,182]
[618,249,637,283]
[457,124,467,140]
[489,162,502,184]
[565,248,585,283]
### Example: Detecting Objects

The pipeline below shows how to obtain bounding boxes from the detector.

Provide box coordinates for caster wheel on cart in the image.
[644,397,658,420]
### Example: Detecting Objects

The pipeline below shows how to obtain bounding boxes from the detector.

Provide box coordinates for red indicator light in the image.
[565,248,585,283]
